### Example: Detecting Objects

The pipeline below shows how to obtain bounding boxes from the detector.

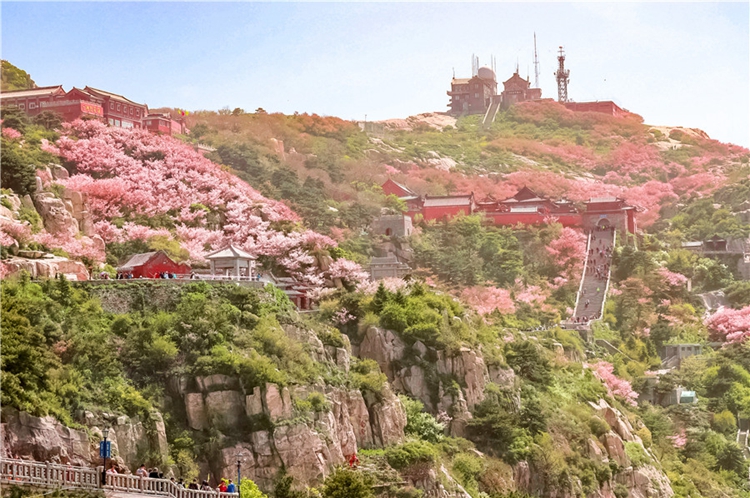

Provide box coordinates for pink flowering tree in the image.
[358,277,410,295]
[460,286,516,315]
[546,227,587,280]
[587,361,638,406]
[705,306,750,344]
[657,267,688,288]
[2,127,22,140]
[39,120,364,284]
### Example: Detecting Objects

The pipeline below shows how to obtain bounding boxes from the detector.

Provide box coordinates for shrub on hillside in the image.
[385,440,438,470]
[351,358,387,397]
[504,341,552,387]
[321,467,374,498]
[401,395,445,443]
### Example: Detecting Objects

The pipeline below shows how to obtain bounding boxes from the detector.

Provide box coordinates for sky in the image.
[2,2,749,147]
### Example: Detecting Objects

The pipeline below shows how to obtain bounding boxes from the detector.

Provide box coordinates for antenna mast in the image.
[555,46,570,103]
[533,33,540,88]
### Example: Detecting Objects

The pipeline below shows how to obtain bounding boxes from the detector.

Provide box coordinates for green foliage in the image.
[1,136,37,196]
[504,341,552,387]
[451,453,484,492]
[669,198,750,241]
[712,410,737,437]
[33,111,63,131]
[412,215,523,287]
[321,467,374,498]
[294,391,330,414]
[1,60,36,91]
[725,281,750,309]
[240,477,268,498]
[588,416,610,438]
[273,471,306,498]
[401,395,445,443]
[624,442,651,467]
[613,484,629,498]
[366,283,466,348]
[350,358,387,397]
[18,206,43,234]
[468,384,535,464]
[147,236,190,262]
[385,440,438,470]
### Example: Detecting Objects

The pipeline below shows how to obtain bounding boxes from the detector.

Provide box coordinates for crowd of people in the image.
[573,225,616,324]
[105,464,237,493]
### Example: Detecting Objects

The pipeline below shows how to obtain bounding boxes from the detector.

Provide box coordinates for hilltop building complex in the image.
[384,181,637,234]
[447,43,629,121]
[0,85,186,135]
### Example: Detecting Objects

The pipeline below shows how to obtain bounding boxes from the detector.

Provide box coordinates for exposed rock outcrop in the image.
[33,192,79,237]
[1,407,168,470]
[359,326,407,379]
[3,255,90,281]
[615,465,674,498]
[365,385,407,448]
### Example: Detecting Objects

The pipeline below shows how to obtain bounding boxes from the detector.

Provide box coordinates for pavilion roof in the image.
[205,244,255,260]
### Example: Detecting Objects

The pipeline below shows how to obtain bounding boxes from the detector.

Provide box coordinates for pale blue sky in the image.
[2,2,748,147]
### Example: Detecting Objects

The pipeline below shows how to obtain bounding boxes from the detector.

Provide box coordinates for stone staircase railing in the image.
[1,459,238,498]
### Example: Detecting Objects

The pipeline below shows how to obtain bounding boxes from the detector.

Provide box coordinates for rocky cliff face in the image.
[357,326,516,436]
[1,173,99,280]
[514,400,673,498]
[0,407,168,471]
[164,325,408,488]
[0,312,673,498]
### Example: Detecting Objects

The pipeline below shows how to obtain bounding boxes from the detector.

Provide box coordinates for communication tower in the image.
[533,33,540,89]
[555,46,570,103]
[471,54,480,77]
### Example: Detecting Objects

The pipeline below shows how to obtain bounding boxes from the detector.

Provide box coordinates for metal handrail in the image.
[0,458,238,498]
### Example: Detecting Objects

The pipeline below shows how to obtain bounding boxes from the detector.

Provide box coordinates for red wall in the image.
[51,102,104,123]
[422,205,472,221]
[145,119,172,135]
[564,101,626,117]
[126,253,190,278]
[101,98,147,129]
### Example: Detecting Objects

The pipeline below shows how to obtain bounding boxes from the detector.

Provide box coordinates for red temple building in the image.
[83,86,147,129]
[380,181,638,233]
[1,85,188,134]
[116,251,190,278]
[421,194,476,221]
[475,187,579,226]
[382,178,417,198]
[0,86,105,122]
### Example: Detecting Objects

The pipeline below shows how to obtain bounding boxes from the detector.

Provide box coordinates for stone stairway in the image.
[737,429,750,459]
[572,228,616,325]
[482,97,502,129]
